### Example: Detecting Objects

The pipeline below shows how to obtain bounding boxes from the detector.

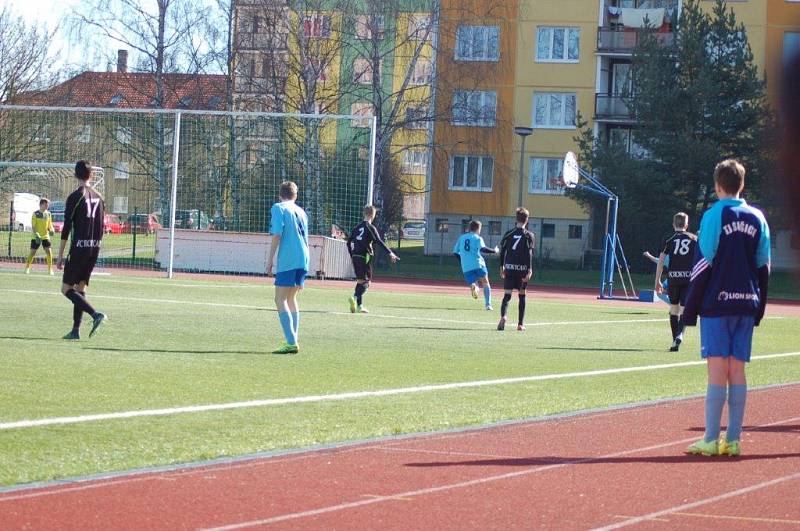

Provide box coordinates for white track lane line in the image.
[201,414,800,530]
[1,352,798,431]
[593,472,800,530]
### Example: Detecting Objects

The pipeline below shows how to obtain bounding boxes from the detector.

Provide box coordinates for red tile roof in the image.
[12,72,227,110]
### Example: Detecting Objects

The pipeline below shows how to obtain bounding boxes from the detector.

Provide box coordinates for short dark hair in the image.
[516,208,530,224]
[75,160,92,181]
[468,220,481,232]
[279,181,298,200]
[714,159,745,195]
[673,212,688,230]
[39,198,50,206]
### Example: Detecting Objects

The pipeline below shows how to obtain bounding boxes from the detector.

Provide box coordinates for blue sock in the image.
[704,384,727,443]
[483,286,491,306]
[727,384,748,442]
[291,311,300,338]
[278,312,296,345]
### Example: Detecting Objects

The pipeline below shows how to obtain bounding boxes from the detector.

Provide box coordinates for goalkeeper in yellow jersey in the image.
[25,198,55,275]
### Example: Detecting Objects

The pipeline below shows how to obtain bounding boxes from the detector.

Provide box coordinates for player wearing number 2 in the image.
[347,205,399,314]
[57,160,107,340]
[267,181,309,354]
[654,213,697,352]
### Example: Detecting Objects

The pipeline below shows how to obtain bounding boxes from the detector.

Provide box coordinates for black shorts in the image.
[30,238,51,250]
[667,283,689,306]
[503,270,529,292]
[352,255,372,281]
[63,251,99,286]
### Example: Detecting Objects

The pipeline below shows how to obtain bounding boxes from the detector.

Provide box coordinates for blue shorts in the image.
[275,269,308,287]
[464,267,488,285]
[700,315,755,362]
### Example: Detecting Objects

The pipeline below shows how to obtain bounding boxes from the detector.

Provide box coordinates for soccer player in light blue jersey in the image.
[266,181,309,355]
[683,160,771,457]
[453,220,498,310]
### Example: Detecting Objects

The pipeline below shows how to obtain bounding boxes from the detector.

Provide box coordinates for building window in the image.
[303,15,332,38]
[75,125,91,143]
[408,15,431,39]
[455,26,500,61]
[403,149,428,174]
[411,59,432,85]
[489,221,502,236]
[114,161,129,180]
[405,105,428,129]
[354,58,374,84]
[252,15,261,34]
[536,27,580,62]
[450,156,494,192]
[785,32,800,66]
[542,223,556,239]
[32,123,51,142]
[113,196,128,214]
[351,102,374,128]
[355,15,385,39]
[116,125,132,144]
[568,225,583,240]
[435,218,449,233]
[452,90,497,126]
[529,158,565,195]
[533,92,577,129]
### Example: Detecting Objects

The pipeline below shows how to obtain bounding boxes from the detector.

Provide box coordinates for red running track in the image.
[1,385,799,530]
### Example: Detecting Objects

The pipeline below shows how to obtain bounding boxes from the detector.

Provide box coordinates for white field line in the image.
[593,472,800,530]
[203,414,800,530]
[1,352,798,431]
[0,288,668,327]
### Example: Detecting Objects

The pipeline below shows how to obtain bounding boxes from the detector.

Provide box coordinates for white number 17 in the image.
[85,197,101,219]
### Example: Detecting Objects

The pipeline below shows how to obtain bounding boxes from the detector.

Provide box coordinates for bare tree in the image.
[0,6,57,104]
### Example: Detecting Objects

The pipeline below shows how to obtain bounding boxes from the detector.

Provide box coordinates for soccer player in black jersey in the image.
[497,208,535,331]
[57,161,107,340]
[654,212,697,351]
[347,205,399,313]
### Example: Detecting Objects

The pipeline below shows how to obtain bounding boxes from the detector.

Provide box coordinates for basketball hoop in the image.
[562,152,580,189]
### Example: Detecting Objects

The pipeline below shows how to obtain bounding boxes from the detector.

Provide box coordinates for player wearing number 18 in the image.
[267,181,309,354]
[498,208,535,331]
[57,160,107,340]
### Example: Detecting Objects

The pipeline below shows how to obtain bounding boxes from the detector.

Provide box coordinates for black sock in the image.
[65,289,96,318]
[73,300,83,331]
[355,283,367,305]
[676,316,685,338]
[501,294,511,318]
[518,294,527,326]
[670,314,679,339]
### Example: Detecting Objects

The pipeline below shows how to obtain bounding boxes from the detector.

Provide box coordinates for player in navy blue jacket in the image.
[683,160,771,457]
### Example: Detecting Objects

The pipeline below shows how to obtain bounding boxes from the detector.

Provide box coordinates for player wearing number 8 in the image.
[452,220,497,310]
[57,160,107,340]
[267,181,309,354]
[654,213,697,352]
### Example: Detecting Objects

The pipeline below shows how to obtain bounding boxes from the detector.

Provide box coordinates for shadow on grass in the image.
[405,452,800,468]
[82,347,266,355]
[387,326,484,332]
[600,311,654,316]
[0,336,60,342]
[540,347,649,353]
[380,306,478,312]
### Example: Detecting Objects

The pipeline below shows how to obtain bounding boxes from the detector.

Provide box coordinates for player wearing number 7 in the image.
[57,161,107,340]
[267,181,309,354]
[347,205,399,314]
[654,213,697,352]
[498,208,535,331]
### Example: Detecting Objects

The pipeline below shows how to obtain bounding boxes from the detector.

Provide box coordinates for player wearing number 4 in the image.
[452,220,497,310]
[347,205,399,314]
[57,161,107,340]
[267,181,309,355]
[498,208,535,331]
[654,213,698,352]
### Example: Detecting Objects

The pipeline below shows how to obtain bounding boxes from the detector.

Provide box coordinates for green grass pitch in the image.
[1,269,799,487]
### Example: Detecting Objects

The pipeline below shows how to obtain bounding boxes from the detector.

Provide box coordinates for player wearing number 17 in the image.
[57,161,107,340]
[267,181,309,354]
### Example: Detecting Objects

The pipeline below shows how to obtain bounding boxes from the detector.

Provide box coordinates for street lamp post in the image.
[514,127,533,209]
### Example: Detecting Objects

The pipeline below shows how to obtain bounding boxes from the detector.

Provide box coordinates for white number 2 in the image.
[85,197,100,219]
[512,235,523,250]
[673,239,691,256]
[356,227,365,240]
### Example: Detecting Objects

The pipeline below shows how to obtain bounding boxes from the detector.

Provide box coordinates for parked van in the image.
[12,193,41,231]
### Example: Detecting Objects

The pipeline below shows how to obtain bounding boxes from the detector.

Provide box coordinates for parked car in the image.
[402,221,426,240]
[104,214,123,234]
[51,212,65,232]
[11,192,40,231]
[122,213,162,234]
[49,200,66,215]
[174,209,210,230]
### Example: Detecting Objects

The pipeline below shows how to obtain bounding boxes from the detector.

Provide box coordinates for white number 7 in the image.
[512,235,523,250]
[85,197,100,219]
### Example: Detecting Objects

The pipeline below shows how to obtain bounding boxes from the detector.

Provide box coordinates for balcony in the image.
[595,94,634,122]
[597,28,674,54]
